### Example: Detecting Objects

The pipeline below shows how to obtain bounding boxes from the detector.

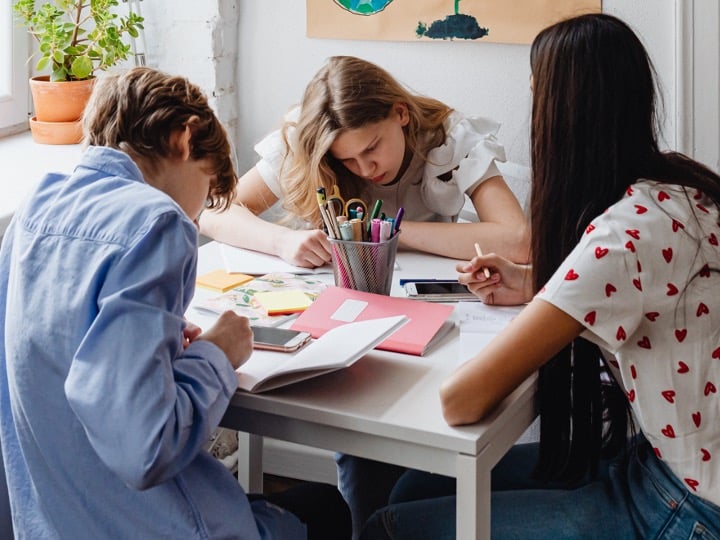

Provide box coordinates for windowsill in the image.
[0,130,83,238]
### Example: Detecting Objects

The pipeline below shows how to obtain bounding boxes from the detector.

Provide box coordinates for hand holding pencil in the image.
[456,247,533,306]
[474,243,491,279]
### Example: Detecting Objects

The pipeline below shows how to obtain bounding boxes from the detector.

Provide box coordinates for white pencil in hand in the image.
[474,243,491,279]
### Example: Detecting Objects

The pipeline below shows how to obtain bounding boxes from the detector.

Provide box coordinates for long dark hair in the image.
[529,13,720,483]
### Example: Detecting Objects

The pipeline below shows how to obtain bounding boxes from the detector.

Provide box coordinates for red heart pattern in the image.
[553,183,720,495]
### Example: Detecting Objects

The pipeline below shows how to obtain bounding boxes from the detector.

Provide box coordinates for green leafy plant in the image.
[13,0,144,81]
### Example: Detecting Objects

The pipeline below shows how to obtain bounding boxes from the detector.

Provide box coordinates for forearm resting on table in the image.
[199,204,288,256]
[399,220,530,262]
[439,299,583,426]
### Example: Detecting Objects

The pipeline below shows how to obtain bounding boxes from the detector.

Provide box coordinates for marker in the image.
[474,242,491,278]
[393,207,404,237]
[349,218,363,241]
[370,218,382,243]
[379,220,392,242]
[339,221,354,241]
[367,199,382,236]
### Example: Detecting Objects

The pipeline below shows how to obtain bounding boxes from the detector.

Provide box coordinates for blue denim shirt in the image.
[0,147,304,539]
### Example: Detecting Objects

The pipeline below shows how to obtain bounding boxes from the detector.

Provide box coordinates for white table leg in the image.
[456,452,491,540]
[236,432,264,493]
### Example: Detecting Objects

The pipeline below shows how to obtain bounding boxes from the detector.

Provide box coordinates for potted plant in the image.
[13,0,144,144]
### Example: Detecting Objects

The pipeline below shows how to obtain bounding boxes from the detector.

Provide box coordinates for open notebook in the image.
[236,315,408,393]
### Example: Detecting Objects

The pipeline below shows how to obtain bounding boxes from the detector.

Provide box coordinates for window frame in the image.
[0,0,31,136]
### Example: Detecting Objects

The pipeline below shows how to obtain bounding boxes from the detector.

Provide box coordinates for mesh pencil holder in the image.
[329,233,400,296]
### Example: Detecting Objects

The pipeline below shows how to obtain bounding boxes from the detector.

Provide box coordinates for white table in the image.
[189,241,537,540]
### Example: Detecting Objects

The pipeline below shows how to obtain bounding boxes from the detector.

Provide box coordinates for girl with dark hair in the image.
[355,13,720,539]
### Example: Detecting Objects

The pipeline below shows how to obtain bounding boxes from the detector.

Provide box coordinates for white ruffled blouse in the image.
[254,109,506,224]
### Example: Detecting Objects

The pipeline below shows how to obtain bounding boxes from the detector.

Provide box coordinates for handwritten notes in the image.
[457,302,525,363]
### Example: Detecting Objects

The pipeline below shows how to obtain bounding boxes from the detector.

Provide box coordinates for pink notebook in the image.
[290,286,454,356]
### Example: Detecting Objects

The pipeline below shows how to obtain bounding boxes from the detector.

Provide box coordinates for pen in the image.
[393,207,404,237]
[399,278,455,286]
[474,242,491,278]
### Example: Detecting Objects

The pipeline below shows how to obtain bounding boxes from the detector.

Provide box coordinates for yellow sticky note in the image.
[254,290,313,315]
[196,270,254,293]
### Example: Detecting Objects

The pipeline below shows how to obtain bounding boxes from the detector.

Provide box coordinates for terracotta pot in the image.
[29,76,95,123]
[29,116,83,145]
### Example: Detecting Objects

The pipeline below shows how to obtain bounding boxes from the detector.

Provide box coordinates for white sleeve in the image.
[421,112,506,216]
[253,106,302,199]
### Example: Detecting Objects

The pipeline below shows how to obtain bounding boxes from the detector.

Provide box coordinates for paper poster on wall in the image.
[307,0,602,44]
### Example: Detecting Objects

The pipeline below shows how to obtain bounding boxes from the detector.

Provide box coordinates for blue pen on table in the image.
[392,207,404,237]
[399,278,456,286]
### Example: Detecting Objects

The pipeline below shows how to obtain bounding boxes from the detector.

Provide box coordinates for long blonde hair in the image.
[279,56,452,226]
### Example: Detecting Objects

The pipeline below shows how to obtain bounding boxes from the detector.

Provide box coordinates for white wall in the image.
[234,1,677,171]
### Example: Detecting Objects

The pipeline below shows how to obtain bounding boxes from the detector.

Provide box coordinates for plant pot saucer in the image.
[29,116,83,145]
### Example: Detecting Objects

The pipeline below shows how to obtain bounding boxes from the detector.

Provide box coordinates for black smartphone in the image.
[403,281,479,302]
[252,326,312,352]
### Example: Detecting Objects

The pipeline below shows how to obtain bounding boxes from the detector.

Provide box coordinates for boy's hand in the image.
[182,321,203,349]
[198,311,254,369]
[456,253,533,306]
[279,229,332,268]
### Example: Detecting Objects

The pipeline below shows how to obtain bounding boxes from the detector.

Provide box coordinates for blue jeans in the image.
[342,438,720,539]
